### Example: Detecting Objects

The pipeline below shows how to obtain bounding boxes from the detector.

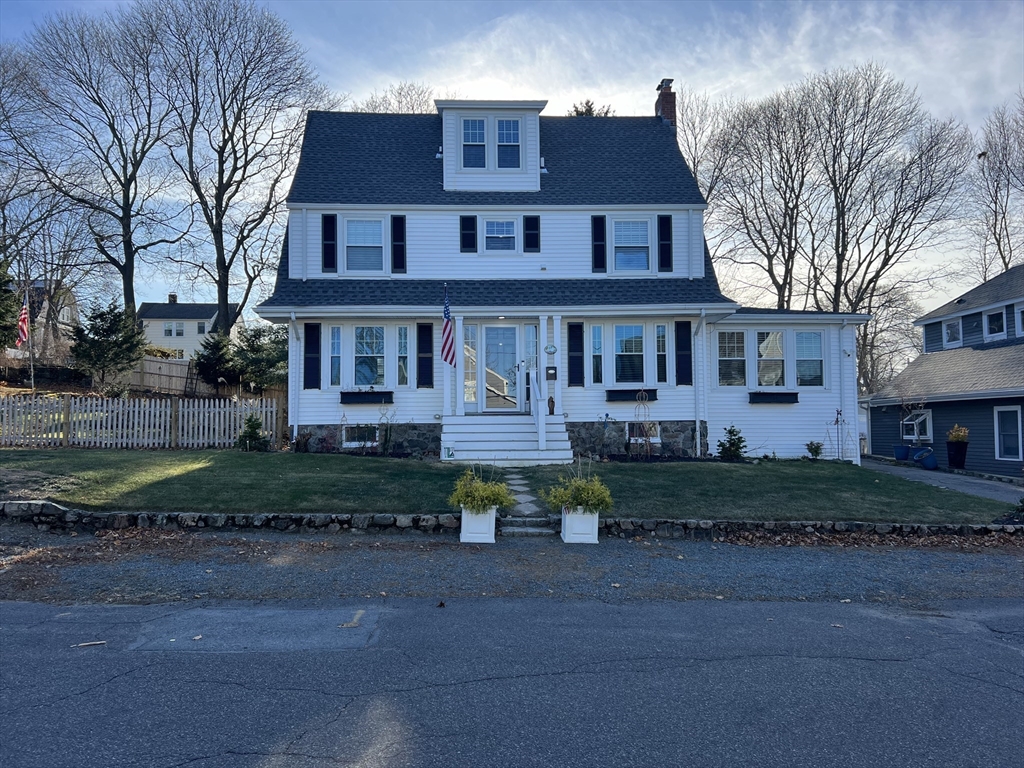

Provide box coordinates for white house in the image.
[255,80,867,465]
[137,295,238,359]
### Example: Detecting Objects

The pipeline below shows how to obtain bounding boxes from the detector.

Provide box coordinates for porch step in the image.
[441,413,574,467]
[499,516,556,537]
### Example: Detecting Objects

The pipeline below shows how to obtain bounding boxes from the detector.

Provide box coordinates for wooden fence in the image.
[0,395,281,449]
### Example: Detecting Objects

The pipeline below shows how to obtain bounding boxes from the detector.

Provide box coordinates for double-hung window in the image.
[462,119,485,168]
[346,220,383,271]
[796,331,824,386]
[497,119,520,168]
[197,322,206,335]
[756,331,785,386]
[613,221,649,271]
[397,326,409,386]
[943,318,962,348]
[718,331,746,386]
[614,325,644,383]
[485,220,515,251]
[163,322,173,337]
[995,406,1022,461]
[354,326,384,386]
[329,327,342,386]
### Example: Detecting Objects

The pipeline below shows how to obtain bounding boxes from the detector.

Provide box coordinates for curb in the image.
[2,500,1021,539]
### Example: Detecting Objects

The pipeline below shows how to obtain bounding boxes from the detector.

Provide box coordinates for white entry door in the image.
[482,326,520,411]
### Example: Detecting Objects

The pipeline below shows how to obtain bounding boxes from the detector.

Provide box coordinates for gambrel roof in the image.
[287,112,706,207]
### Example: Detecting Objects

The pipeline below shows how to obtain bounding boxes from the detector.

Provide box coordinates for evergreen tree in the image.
[567,99,614,117]
[234,324,288,393]
[70,301,147,386]
[193,332,240,388]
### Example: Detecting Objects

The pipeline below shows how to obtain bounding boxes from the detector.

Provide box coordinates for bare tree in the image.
[1,10,185,315]
[354,81,439,114]
[157,0,334,333]
[567,100,615,117]
[966,94,1024,282]
[856,282,923,394]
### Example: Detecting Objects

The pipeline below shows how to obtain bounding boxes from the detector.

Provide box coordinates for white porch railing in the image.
[528,369,546,450]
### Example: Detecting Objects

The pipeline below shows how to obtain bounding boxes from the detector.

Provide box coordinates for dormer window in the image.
[943,318,961,349]
[497,119,520,168]
[462,119,485,168]
[985,310,1005,341]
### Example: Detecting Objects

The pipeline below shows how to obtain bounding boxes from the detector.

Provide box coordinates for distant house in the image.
[137,295,239,359]
[866,265,1024,476]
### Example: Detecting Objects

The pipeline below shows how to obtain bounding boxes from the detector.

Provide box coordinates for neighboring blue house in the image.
[255,79,868,465]
[866,265,1024,477]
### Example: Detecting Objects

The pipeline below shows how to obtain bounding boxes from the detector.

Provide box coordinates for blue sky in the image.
[1,0,1022,307]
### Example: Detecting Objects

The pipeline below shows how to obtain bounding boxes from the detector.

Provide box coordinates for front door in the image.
[483,326,519,411]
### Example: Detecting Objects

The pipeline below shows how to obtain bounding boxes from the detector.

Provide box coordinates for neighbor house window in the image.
[614,325,644,383]
[163,322,173,337]
[330,326,342,386]
[497,119,520,168]
[462,118,485,168]
[613,221,649,270]
[943,318,961,348]
[354,326,384,386]
[796,331,824,387]
[994,406,1022,461]
[656,325,668,383]
[901,409,932,443]
[397,326,409,386]
[718,331,746,386]
[346,220,383,271]
[343,425,379,448]
[986,311,1005,340]
[591,326,603,384]
[485,220,516,251]
[756,331,785,387]
[197,322,206,335]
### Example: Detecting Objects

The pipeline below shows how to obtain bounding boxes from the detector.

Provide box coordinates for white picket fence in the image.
[0,395,279,449]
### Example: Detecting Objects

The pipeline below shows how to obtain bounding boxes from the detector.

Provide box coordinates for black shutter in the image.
[321,215,337,273]
[460,216,477,253]
[591,215,606,273]
[416,323,434,389]
[303,323,321,390]
[658,215,673,272]
[524,215,541,252]
[568,323,584,387]
[674,321,692,385]
[391,215,406,273]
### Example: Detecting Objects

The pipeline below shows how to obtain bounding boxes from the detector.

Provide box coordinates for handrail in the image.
[529,369,546,450]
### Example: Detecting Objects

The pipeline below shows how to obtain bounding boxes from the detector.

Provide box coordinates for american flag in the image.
[441,284,456,367]
[14,294,29,348]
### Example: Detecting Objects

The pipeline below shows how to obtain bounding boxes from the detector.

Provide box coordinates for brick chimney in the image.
[655,78,676,125]
[168,293,177,304]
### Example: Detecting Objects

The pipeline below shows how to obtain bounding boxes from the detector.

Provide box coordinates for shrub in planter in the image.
[449,468,516,544]
[946,424,969,469]
[541,460,613,544]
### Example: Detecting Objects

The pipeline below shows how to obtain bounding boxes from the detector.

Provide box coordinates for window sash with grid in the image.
[614,325,644,383]
[718,331,746,386]
[497,119,520,168]
[796,331,823,387]
[462,119,485,168]
[354,326,384,386]
[613,221,649,271]
[485,220,516,251]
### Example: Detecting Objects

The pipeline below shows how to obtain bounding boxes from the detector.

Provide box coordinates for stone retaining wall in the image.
[2,500,1021,539]
[566,420,708,458]
[295,422,442,456]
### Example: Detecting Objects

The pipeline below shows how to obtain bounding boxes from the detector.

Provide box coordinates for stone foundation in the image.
[295,422,441,456]
[566,420,708,459]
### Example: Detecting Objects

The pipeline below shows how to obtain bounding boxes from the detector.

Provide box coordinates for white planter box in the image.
[460,506,496,543]
[561,506,599,544]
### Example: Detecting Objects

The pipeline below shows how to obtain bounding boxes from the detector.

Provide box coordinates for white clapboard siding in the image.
[0,395,278,450]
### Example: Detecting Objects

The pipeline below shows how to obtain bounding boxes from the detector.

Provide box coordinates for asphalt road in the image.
[1,526,1023,767]
[2,597,1022,768]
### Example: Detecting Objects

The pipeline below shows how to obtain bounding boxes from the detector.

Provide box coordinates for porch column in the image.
[455,316,465,416]
[552,315,562,416]
[538,315,549,406]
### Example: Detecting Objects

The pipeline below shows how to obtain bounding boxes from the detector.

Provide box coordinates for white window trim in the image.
[609,216,655,275]
[460,117,486,171]
[994,405,1023,461]
[482,217,519,254]
[328,325,343,388]
[163,322,173,337]
[628,422,661,444]
[353,325,386,388]
[901,409,933,444]
[496,118,522,170]
[942,318,962,349]
[456,114,529,173]
[984,310,1007,342]
[342,424,380,449]
[396,325,411,389]
[754,329,787,388]
[613,323,646,385]
[590,323,605,386]
[1016,304,1024,337]
[795,329,826,388]
[197,322,206,335]
[343,217,388,275]
[716,329,747,388]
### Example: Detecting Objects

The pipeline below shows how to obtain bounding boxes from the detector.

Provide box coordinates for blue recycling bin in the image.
[912,447,938,470]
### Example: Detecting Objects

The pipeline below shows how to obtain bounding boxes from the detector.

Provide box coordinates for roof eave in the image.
[868,387,1024,406]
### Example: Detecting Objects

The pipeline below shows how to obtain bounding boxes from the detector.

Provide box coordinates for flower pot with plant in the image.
[541,459,614,544]
[946,424,969,469]
[448,468,516,544]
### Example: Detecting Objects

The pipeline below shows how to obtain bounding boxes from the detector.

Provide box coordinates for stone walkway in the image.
[504,471,544,517]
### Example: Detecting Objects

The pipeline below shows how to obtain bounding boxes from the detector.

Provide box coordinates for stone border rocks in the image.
[2,500,1022,541]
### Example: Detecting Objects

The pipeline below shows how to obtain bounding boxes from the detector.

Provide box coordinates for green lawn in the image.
[0,450,1013,524]
[519,460,1013,525]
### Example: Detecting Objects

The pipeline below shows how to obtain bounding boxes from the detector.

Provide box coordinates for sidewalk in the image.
[861,458,1022,505]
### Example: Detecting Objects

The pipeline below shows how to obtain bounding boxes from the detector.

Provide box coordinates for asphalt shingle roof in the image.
[917,264,1024,323]
[137,303,237,321]
[870,336,1024,402]
[256,235,733,310]
[287,112,706,207]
